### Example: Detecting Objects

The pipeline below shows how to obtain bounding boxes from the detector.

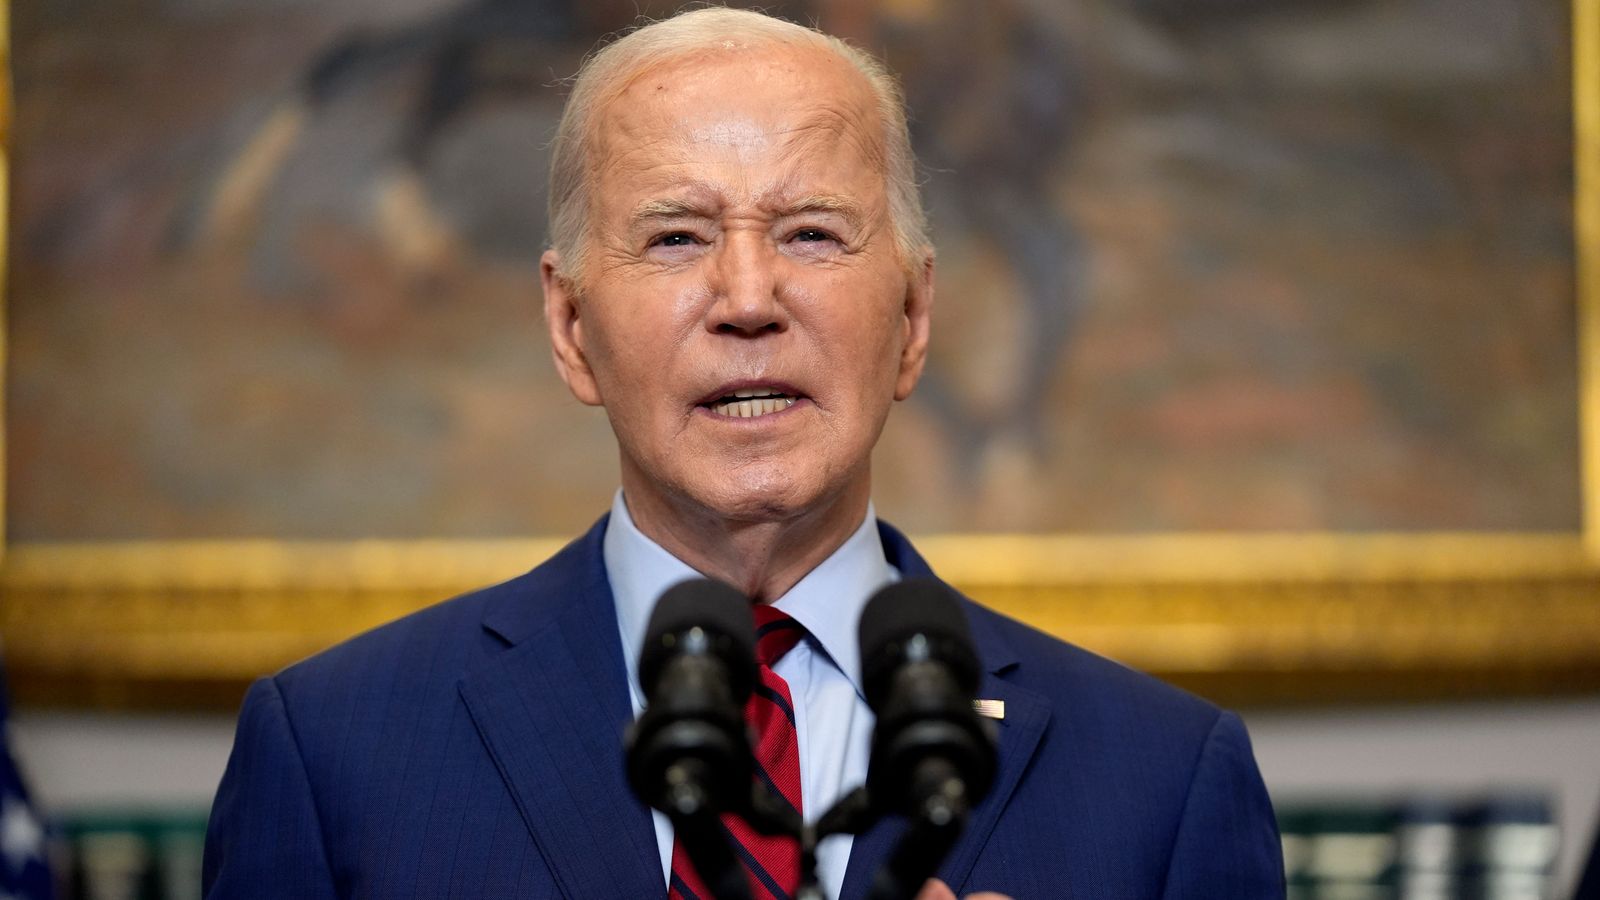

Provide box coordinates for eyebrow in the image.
[628,196,718,227]
[771,193,867,228]
[626,191,868,230]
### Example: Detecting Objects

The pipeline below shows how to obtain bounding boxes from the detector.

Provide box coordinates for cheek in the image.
[586,294,710,445]
[584,290,692,389]
[583,323,660,437]
[835,277,909,380]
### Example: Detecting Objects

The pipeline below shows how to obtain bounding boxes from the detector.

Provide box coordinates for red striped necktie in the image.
[668,604,806,900]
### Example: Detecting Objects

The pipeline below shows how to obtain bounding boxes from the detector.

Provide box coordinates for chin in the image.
[688,465,828,525]
[702,483,815,524]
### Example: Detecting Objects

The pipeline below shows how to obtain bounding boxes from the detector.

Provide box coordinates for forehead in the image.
[589,44,888,207]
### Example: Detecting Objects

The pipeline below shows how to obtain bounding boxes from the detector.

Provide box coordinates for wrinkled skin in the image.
[543,42,934,601]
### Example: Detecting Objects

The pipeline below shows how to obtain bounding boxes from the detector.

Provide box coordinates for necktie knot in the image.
[751,604,805,668]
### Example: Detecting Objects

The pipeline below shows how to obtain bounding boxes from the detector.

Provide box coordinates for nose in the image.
[705,231,788,337]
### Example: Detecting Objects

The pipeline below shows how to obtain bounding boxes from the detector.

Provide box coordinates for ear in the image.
[893,249,935,401]
[542,249,604,406]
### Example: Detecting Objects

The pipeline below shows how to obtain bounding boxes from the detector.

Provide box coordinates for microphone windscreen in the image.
[639,577,757,701]
[858,578,981,708]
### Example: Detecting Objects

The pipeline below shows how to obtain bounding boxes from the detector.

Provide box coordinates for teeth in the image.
[732,387,782,399]
[710,396,797,418]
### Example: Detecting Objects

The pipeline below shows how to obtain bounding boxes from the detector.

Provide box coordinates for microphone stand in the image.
[670,754,970,900]
[862,759,970,900]
[661,760,755,900]
[674,810,754,900]
[796,787,877,900]
[676,779,809,900]
[792,763,972,900]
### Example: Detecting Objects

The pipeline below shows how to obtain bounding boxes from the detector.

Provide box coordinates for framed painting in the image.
[2,0,1596,707]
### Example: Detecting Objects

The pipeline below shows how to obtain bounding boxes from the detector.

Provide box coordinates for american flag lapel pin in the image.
[973,699,1005,720]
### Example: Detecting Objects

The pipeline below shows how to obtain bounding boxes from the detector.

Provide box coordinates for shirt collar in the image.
[604,490,897,706]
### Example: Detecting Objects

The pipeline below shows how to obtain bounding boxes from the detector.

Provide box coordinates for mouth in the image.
[696,384,805,419]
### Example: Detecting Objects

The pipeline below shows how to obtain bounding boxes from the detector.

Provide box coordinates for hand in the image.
[915,878,1013,900]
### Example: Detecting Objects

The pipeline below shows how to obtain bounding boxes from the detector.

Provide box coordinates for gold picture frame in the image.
[2,2,1598,709]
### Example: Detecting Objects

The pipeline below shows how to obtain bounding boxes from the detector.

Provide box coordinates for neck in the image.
[619,472,872,603]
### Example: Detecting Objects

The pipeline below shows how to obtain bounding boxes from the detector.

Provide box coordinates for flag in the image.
[0,669,52,900]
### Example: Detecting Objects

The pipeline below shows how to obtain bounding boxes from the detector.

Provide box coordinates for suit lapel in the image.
[839,524,1053,898]
[934,670,1050,892]
[458,517,663,899]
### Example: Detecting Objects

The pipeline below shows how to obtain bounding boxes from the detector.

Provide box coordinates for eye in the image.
[791,228,836,243]
[652,232,700,248]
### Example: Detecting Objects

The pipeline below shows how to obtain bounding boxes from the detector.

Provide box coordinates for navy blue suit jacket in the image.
[204,517,1283,898]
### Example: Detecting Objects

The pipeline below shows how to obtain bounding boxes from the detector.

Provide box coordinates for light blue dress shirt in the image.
[604,490,899,898]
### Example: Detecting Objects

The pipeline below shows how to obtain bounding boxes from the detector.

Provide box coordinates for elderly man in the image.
[203,8,1282,899]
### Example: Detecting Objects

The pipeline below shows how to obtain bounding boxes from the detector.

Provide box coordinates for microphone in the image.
[625,578,758,900]
[858,578,997,900]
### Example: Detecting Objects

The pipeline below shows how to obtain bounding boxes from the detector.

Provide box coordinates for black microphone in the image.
[625,578,757,900]
[858,578,997,900]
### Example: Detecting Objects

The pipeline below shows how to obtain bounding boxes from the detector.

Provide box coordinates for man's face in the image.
[543,44,933,525]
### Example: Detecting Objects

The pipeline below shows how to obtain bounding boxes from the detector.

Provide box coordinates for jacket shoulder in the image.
[270,572,529,704]
[879,517,1225,742]
[966,600,1224,742]
[958,601,1280,897]
[268,517,610,708]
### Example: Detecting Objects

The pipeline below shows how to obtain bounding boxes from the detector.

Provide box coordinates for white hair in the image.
[545,6,929,283]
